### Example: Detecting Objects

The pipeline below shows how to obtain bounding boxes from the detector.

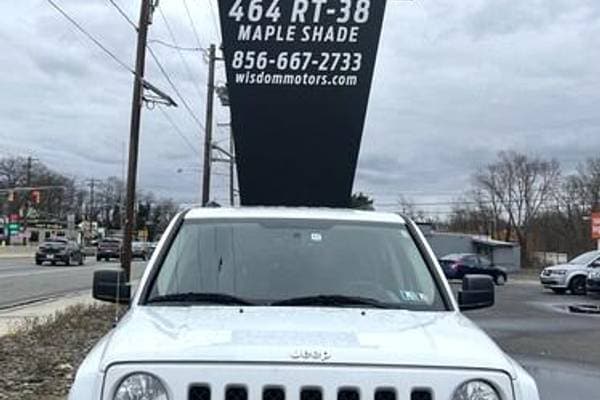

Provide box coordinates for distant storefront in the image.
[418,223,522,271]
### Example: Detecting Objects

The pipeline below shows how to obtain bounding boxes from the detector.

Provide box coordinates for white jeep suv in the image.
[70,208,539,400]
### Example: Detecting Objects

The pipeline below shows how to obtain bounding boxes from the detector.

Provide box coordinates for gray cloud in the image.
[1,1,599,212]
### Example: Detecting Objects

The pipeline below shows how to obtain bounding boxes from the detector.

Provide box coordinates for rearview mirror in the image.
[459,275,495,311]
[93,269,130,305]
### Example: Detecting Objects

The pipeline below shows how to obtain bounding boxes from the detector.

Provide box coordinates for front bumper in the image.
[78,363,518,400]
[540,275,567,288]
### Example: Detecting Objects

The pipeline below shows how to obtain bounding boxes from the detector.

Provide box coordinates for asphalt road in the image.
[466,281,600,400]
[0,257,147,309]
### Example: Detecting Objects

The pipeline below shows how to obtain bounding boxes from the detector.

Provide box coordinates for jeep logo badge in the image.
[290,349,332,362]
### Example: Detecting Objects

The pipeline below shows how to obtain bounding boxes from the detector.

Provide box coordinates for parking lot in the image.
[1,256,599,399]
[465,280,600,400]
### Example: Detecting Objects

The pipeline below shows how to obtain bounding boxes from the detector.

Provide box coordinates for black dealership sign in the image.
[218,0,387,207]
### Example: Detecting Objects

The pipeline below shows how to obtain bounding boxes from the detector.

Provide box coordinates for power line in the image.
[106,0,137,29]
[149,39,204,52]
[157,6,204,99]
[147,46,206,132]
[157,106,201,156]
[182,0,204,50]
[45,0,134,74]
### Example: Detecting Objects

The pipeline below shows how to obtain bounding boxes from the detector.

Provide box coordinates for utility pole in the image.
[122,0,154,281]
[23,156,37,241]
[87,179,97,221]
[202,44,216,206]
[85,178,101,242]
[229,130,235,206]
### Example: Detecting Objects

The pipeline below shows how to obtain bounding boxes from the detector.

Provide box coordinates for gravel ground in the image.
[0,304,120,400]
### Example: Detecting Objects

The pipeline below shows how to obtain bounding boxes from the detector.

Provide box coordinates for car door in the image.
[476,256,496,278]
[461,255,479,275]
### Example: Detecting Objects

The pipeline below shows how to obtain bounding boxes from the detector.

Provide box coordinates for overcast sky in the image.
[1,0,599,213]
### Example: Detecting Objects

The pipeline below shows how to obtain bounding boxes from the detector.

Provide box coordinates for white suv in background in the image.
[540,250,600,295]
[70,208,539,400]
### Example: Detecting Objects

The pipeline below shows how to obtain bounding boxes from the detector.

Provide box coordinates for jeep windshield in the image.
[146,219,447,311]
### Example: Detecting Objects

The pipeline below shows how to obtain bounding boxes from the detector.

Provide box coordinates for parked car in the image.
[70,208,539,400]
[438,253,508,285]
[586,264,600,294]
[96,238,122,262]
[35,238,85,266]
[132,241,149,261]
[540,250,600,295]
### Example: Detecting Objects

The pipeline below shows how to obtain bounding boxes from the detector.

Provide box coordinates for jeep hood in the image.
[98,307,515,376]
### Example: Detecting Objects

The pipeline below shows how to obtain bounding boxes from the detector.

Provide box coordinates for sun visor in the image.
[217,0,387,207]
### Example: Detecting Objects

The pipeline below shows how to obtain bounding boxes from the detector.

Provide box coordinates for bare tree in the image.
[474,151,561,267]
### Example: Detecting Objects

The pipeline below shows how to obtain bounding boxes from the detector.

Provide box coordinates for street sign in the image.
[8,223,20,234]
[592,213,600,240]
[218,0,388,207]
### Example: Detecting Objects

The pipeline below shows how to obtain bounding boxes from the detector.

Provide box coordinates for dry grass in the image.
[0,304,122,400]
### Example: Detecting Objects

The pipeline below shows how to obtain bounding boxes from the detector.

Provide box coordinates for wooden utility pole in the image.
[229,130,235,206]
[122,0,153,281]
[202,44,216,206]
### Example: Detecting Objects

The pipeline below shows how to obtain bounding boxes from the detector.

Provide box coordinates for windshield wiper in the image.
[270,294,392,309]
[147,292,255,306]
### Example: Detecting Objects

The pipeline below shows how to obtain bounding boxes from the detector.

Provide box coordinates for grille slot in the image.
[374,389,396,400]
[226,386,248,400]
[338,388,360,400]
[411,389,432,400]
[263,387,285,400]
[189,385,211,400]
[300,388,323,400]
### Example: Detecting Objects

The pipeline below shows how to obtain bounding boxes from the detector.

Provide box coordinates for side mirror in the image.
[591,261,600,268]
[459,275,495,311]
[93,269,130,304]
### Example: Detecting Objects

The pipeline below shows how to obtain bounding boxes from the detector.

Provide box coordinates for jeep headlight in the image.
[114,373,168,400]
[452,380,500,400]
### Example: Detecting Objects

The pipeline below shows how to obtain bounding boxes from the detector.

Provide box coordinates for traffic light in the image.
[31,190,41,204]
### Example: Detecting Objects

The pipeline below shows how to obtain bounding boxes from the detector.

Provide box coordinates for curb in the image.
[0,253,34,259]
[0,290,97,337]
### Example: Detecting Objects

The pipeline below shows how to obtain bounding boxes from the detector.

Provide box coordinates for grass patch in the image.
[0,304,122,400]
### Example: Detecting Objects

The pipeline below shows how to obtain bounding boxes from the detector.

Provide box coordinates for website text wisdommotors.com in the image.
[235,71,358,86]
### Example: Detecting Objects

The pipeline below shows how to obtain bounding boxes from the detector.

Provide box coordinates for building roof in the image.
[472,236,517,248]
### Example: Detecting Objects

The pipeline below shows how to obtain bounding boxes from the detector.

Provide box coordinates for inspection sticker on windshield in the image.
[399,291,428,303]
[310,232,323,242]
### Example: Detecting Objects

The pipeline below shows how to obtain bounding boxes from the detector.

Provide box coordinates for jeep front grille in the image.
[188,385,432,400]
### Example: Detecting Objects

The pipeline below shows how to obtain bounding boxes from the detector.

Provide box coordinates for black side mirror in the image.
[459,275,495,311]
[591,261,600,268]
[93,269,130,304]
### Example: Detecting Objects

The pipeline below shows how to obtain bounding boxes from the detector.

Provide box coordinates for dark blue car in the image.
[439,253,507,285]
